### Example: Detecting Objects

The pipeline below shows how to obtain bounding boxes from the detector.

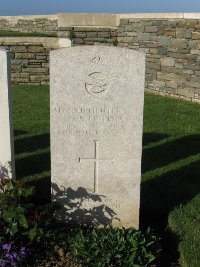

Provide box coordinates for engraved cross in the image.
[79,140,114,194]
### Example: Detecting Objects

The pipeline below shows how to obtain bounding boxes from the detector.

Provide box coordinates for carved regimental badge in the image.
[75,56,119,99]
[83,71,118,99]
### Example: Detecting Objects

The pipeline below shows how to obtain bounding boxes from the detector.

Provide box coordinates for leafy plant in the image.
[42,226,70,250]
[112,38,118,46]
[0,178,34,240]
[0,178,59,244]
[68,27,75,41]
[70,227,161,267]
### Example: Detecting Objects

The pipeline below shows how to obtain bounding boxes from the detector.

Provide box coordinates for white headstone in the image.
[51,46,145,228]
[0,49,15,179]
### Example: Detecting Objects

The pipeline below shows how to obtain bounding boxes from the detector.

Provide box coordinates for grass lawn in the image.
[0,30,56,37]
[13,85,200,266]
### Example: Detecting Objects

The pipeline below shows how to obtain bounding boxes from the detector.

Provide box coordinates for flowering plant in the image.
[0,243,27,267]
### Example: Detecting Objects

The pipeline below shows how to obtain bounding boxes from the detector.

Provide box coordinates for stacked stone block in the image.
[116,18,200,101]
[0,17,58,34]
[0,42,50,85]
[58,26,118,46]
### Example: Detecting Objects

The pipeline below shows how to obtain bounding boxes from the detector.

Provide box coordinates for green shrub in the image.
[0,178,59,244]
[112,38,118,46]
[169,194,200,267]
[0,178,34,241]
[68,27,75,40]
[70,227,161,267]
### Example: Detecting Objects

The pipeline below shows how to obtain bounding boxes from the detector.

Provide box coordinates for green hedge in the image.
[169,194,200,267]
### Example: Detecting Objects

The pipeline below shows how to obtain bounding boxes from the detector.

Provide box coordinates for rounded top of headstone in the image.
[50,45,145,59]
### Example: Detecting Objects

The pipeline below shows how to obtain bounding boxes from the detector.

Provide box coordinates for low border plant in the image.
[0,176,61,263]
[70,227,161,267]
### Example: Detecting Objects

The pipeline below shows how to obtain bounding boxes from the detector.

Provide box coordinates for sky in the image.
[1,0,200,16]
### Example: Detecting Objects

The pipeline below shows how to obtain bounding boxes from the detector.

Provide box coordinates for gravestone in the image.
[51,46,145,228]
[0,49,15,179]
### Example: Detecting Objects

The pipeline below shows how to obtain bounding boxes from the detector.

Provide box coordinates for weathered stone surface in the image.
[144,26,157,33]
[166,81,178,89]
[98,32,111,38]
[86,32,98,38]
[192,31,200,39]
[177,87,195,98]
[116,26,125,33]
[176,29,192,39]
[158,47,167,55]
[149,48,158,54]
[148,80,165,89]
[28,46,45,52]
[51,46,145,228]
[146,62,160,70]
[184,64,200,71]
[157,71,185,81]
[58,13,119,27]
[118,36,134,43]
[127,32,138,37]
[124,25,135,32]
[138,33,151,41]
[158,36,171,46]
[191,49,200,55]
[160,57,175,67]
[0,50,15,179]
[119,18,129,25]
[164,30,176,37]
[125,24,145,32]
[74,33,87,38]
[174,63,183,69]
[30,74,49,81]
[15,53,36,59]
[171,39,188,49]
[9,46,27,52]
[183,69,194,75]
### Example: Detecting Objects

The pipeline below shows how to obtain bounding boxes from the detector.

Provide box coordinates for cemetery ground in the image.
[10,85,200,266]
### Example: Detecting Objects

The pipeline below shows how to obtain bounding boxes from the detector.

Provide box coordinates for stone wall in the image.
[117,18,200,102]
[0,15,57,34]
[58,26,118,45]
[1,13,200,102]
[0,37,71,85]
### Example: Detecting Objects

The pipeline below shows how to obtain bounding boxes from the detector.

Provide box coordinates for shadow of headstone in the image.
[52,184,120,228]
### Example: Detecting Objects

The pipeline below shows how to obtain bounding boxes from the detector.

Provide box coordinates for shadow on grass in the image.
[15,133,50,154]
[142,134,200,173]
[26,176,51,205]
[14,130,27,137]
[141,133,200,216]
[14,133,51,204]
[141,134,200,266]
[141,160,200,218]
[142,132,169,146]
[140,160,200,267]
[16,151,50,179]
